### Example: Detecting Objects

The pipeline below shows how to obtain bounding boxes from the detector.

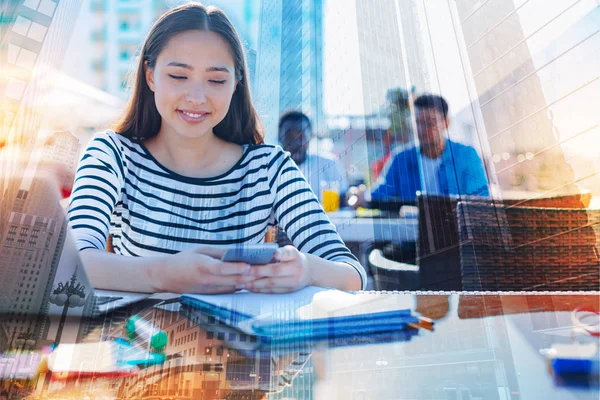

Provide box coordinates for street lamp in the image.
[15,329,36,352]
[7,328,18,349]
[48,272,87,345]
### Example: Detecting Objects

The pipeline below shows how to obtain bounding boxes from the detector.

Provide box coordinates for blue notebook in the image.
[180,286,420,342]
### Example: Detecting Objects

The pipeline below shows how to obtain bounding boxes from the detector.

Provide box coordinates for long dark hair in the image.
[113,3,264,145]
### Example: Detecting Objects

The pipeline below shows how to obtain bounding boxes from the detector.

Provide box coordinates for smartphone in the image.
[221,244,279,265]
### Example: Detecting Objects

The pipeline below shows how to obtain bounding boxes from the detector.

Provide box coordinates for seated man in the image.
[278,110,348,201]
[371,94,489,201]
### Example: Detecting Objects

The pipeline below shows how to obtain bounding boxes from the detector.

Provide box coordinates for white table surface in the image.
[327,210,418,244]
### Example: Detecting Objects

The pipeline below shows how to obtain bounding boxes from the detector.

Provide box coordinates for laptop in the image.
[0,171,150,324]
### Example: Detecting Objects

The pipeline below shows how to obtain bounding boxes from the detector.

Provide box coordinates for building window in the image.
[206,331,214,340]
[90,0,103,12]
[7,43,21,64]
[27,21,47,42]
[18,228,28,245]
[38,0,57,18]
[119,13,140,32]
[23,0,41,11]
[12,16,32,36]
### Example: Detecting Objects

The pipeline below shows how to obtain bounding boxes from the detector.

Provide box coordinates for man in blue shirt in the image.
[371,94,489,201]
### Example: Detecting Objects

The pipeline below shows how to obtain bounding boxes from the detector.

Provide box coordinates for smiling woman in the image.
[67,3,367,295]
[113,4,261,147]
[142,29,244,178]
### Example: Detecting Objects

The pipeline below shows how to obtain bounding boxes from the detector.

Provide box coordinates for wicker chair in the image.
[416,193,596,290]
[368,193,486,291]
[367,248,419,290]
[416,194,492,290]
[457,202,600,291]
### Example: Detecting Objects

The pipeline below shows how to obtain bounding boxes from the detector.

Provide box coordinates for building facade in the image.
[0,130,80,348]
[256,0,324,143]
[450,0,594,195]
[85,0,259,98]
[1,0,81,235]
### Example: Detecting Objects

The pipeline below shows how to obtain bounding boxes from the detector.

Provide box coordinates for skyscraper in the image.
[354,0,429,116]
[1,0,82,235]
[451,0,582,194]
[352,0,431,184]
[256,0,324,143]
[1,0,66,145]
[0,130,80,347]
[87,0,169,97]
[0,211,61,345]
[26,131,80,216]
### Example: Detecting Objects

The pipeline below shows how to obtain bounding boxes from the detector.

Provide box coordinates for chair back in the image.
[457,202,600,291]
[416,194,462,290]
[416,194,491,290]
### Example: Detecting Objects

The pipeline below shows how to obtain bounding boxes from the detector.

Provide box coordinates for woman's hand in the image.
[149,247,256,294]
[245,246,313,293]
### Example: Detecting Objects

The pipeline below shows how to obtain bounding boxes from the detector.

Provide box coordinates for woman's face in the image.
[145,30,237,142]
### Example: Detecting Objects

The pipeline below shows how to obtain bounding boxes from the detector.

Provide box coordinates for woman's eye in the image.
[168,74,187,80]
[210,80,226,85]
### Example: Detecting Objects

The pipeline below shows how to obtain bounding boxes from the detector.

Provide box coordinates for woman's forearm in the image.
[82,248,362,293]
[305,253,362,291]
[80,249,166,293]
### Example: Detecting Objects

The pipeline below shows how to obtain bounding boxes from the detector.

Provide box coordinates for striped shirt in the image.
[68,130,366,288]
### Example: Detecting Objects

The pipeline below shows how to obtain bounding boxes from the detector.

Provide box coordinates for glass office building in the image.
[256,0,324,143]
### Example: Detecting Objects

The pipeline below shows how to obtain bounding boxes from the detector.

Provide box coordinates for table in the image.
[1,292,598,399]
[328,211,418,281]
[328,211,418,244]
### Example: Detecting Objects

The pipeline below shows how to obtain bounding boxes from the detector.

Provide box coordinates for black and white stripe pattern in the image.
[68,130,366,288]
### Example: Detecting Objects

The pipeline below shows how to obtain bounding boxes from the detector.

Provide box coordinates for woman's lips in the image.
[178,109,210,124]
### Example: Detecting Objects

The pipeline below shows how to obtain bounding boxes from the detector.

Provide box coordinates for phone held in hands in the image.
[221,244,279,265]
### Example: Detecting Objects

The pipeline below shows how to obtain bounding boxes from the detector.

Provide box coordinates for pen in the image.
[125,315,168,352]
[408,316,434,331]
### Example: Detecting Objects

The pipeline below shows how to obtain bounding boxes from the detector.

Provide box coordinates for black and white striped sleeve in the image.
[68,131,124,252]
[271,150,367,289]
